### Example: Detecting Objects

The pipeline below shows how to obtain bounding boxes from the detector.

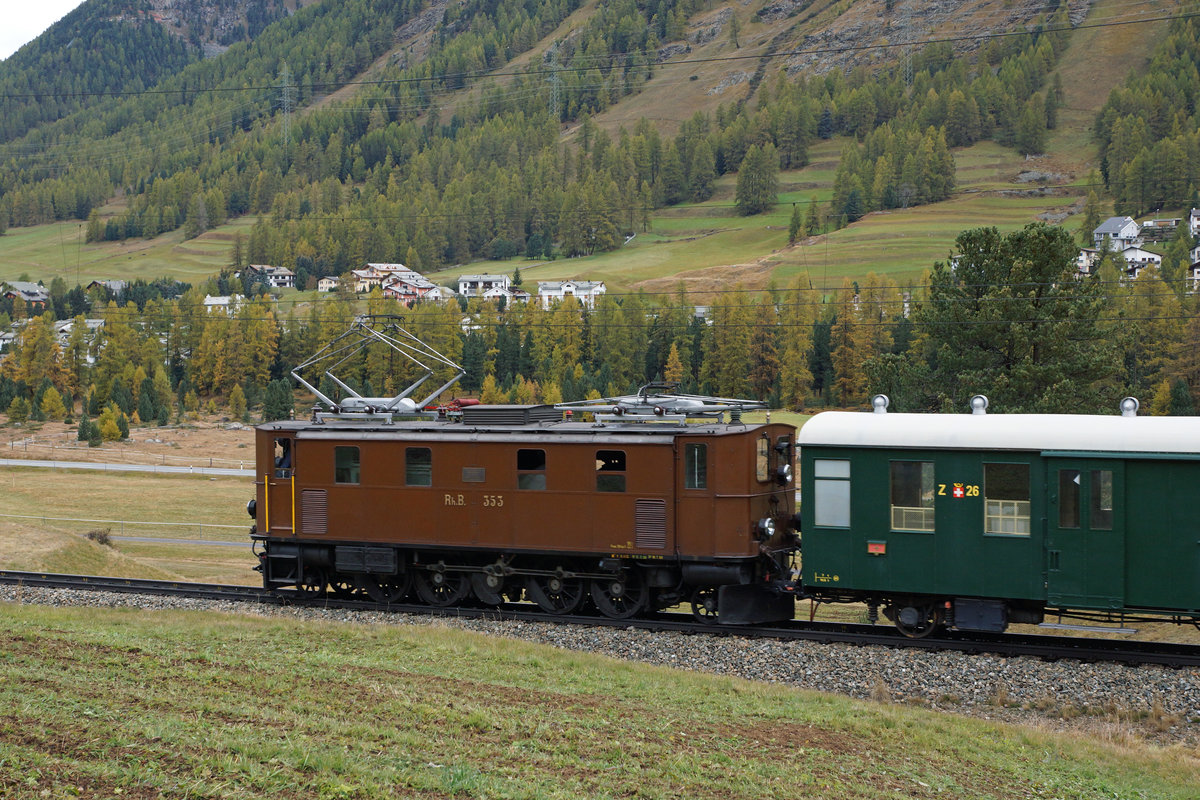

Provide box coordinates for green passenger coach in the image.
[796,396,1200,637]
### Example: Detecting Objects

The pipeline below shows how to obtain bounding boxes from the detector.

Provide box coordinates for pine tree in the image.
[788,205,802,244]
[735,143,779,216]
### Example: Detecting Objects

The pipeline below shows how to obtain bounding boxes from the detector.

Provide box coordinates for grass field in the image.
[0,467,257,585]
[0,604,1196,799]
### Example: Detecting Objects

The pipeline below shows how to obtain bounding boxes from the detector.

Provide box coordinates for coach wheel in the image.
[357,573,412,604]
[690,588,719,624]
[893,603,944,639]
[414,566,472,607]
[526,572,586,614]
[590,571,648,620]
[294,568,327,599]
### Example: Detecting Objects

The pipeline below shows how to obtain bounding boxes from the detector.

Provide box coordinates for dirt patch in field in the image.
[633,257,780,299]
[0,418,255,469]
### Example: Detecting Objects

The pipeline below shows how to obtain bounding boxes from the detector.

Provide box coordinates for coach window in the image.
[813,459,851,528]
[406,447,432,487]
[517,448,546,490]
[890,461,934,532]
[684,444,707,489]
[1090,470,1114,530]
[756,438,770,482]
[984,463,1030,536]
[596,450,626,492]
[1059,470,1081,529]
[334,446,360,485]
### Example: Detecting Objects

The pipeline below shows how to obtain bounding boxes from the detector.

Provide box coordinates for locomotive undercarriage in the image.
[253,537,795,625]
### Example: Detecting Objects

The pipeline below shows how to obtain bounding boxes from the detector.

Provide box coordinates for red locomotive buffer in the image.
[250,395,798,624]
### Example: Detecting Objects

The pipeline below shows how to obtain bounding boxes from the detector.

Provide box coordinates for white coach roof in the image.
[798,410,1200,455]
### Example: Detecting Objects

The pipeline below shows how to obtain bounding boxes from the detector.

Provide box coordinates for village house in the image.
[1093,216,1142,251]
[203,294,243,314]
[351,262,422,292]
[86,279,127,296]
[317,276,340,292]
[3,281,49,309]
[536,280,606,309]
[457,274,510,297]
[1119,245,1164,279]
[482,285,531,304]
[244,264,296,289]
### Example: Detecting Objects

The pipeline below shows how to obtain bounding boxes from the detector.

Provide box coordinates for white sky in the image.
[1,1,88,61]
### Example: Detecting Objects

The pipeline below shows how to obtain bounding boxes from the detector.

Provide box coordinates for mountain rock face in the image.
[139,0,319,55]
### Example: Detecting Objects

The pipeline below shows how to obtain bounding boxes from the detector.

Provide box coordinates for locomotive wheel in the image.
[414,567,472,607]
[357,572,412,604]
[471,573,509,606]
[893,603,945,639]
[330,578,360,599]
[690,588,719,624]
[294,568,327,599]
[526,573,586,614]
[590,572,648,619]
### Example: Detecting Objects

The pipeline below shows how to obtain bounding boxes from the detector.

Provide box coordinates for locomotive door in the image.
[265,435,296,535]
[1046,459,1124,609]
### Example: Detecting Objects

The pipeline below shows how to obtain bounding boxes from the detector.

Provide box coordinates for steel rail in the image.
[2,570,1198,667]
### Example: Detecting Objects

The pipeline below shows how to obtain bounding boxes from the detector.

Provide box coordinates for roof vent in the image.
[1120,396,1140,417]
[461,404,563,425]
[871,394,889,414]
[969,395,989,415]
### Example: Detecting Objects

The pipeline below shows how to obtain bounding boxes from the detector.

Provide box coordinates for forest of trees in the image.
[0,0,1076,276]
[3,221,1198,437]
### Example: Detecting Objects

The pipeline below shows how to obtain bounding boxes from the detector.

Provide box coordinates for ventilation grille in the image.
[462,467,486,482]
[461,404,562,425]
[301,489,328,535]
[635,499,667,549]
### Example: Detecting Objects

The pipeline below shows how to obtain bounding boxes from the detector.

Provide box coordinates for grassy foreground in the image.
[0,605,1197,799]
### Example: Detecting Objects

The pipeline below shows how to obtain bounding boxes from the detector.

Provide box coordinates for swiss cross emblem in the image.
[952,483,965,498]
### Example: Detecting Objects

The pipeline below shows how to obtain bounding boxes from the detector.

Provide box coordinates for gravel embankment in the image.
[4,586,1197,743]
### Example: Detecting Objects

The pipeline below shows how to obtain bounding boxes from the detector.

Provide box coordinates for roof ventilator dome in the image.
[1120,397,1140,417]
[871,394,889,414]
[969,395,989,415]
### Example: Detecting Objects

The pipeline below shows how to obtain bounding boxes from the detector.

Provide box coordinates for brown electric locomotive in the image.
[249,398,797,623]
[248,317,797,624]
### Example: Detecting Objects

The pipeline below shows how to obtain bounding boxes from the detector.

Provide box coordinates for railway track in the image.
[3,569,1198,668]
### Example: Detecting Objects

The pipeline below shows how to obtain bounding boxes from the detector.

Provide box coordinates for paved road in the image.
[0,458,253,477]
[112,536,251,548]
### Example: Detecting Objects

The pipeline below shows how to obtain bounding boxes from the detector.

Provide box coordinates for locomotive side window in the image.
[890,461,934,532]
[273,438,292,478]
[406,447,432,487]
[1059,470,1081,529]
[517,448,546,490]
[756,438,770,482]
[684,444,707,489]
[813,459,851,528]
[334,446,360,484]
[984,463,1030,535]
[596,450,626,492]
[1091,469,1114,530]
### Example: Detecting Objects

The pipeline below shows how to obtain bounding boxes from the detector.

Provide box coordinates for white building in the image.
[1188,208,1200,239]
[245,264,296,289]
[204,294,243,314]
[351,263,422,292]
[317,276,340,292]
[1120,246,1163,280]
[536,280,606,309]
[1093,216,1142,251]
[482,286,531,304]
[458,274,509,297]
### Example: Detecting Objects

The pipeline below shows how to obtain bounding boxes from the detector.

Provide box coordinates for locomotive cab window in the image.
[273,438,292,478]
[684,444,707,489]
[334,446,360,484]
[984,463,1030,536]
[517,448,546,490]
[756,438,770,482]
[890,461,934,532]
[596,450,626,492]
[813,459,851,528]
[406,447,432,487]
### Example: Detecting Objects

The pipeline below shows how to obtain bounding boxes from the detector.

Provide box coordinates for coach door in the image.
[265,435,296,535]
[1046,459,1124,609]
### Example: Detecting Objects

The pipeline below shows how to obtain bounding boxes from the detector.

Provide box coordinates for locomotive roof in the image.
[798,411,1200,455]
[261,419,778,443]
